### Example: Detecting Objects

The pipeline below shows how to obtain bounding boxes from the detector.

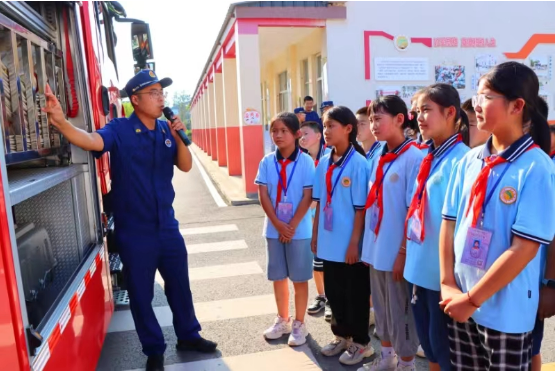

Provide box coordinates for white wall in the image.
[326,1,555,119]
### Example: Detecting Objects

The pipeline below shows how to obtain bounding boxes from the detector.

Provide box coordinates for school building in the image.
[190,1,555,198]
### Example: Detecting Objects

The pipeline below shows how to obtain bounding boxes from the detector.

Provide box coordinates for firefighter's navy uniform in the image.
[93,70,201,356]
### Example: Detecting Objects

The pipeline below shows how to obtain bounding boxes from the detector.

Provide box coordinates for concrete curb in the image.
[190,144,260,207]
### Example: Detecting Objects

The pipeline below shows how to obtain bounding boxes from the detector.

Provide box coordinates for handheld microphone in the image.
[163,107,191,146]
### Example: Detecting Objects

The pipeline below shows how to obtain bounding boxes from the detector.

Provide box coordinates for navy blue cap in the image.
[320,101,333,110]
[125,69,172,98]
[294,107,305,114]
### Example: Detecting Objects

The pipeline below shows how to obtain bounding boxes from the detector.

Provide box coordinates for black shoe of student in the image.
[176,337,218,353]
[146,355,164,371]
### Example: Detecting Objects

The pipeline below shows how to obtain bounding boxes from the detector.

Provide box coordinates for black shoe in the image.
[146,355,164,371]
[307,295,326,314]
[176,337,218,353]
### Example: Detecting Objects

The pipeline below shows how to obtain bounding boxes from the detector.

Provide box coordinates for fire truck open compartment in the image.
[0,1,105,354]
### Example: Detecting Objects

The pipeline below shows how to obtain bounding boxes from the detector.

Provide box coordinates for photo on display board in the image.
[376,86,402,98]
[475,54,497,73]
[435,65,466,89]
[528,56,551,77]
[401,86,425,105]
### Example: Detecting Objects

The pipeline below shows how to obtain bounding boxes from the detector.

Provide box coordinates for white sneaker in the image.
[339,342,375,365]
[369,308,376,327]
[321,336,349,356]
[263,316,291,340]
[396,362,416,371]
[416,345,425,358]
[358,354,398,371]
[288,320,308,346]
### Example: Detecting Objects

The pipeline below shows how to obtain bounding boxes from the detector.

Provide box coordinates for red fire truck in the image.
[0,2,152,370]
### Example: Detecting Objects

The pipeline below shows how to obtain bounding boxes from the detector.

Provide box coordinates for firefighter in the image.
[42,70,217,371]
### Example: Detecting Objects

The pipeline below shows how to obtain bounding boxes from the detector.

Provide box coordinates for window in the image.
[316,55,323,108]
[278,71,289,112]
[302,59,310,97]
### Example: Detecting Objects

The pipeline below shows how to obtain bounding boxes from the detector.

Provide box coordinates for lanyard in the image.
[417,142,460,201]
[274,154,299,198]
[327,149,355,204]
[479,162,511,226]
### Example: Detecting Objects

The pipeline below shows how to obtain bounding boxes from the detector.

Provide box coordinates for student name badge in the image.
[408,210,423,243]
[324,205,333,232]
[276,201,294,223]
[368,204,379,232]
[461,226,492,270]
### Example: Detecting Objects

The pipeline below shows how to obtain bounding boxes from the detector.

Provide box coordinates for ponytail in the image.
[324,105,366,156]
[456,109,470,146]
[529,97,550,154]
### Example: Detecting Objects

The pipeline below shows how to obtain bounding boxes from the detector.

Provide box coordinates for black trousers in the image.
[323,260,370,345]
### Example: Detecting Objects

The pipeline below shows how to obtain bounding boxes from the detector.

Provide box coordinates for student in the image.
[255,112,315,347]
[356,106,382,164]
[303,96,322,126]
[321,101,334,116]
[356,106,381,328]
[359,95,423,372]
[462,98,490,148]
[300,121,332,316]
[312,106,373,365]
[440,62,555,371]
[294,107,306,124]
[403,84,470,372]
[530,97,553,372]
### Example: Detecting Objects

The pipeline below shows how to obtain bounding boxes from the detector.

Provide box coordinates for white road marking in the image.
[107,294,276,333]
[180,224,238,236]
[187,239,248,254]
[155,261,262,287]
[191,148,227,207]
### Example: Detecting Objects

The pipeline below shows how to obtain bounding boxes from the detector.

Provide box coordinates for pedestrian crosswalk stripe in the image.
[180,224,238,236]
[159,345,321,371]
[107,294,276,333]
[155,262,263,286]
[187,239,248,254]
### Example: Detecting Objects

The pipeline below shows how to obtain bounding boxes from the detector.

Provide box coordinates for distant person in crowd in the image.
[321,100,334,117]
[299,121,332,318]
[294,107,306,124]
[303,96,322,125]
[462,98,490,148]
[256,112,315,347]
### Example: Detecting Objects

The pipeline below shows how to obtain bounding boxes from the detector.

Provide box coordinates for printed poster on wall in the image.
[243,108,261,125]
[375,86,402,98]
[475,54,497,73]
[528,56,552,78]
[435,65,466,89]
[374,58,429,81]
[401,86,426,105]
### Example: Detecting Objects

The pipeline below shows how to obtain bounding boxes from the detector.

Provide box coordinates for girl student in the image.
[440,61,555,371]
[255,112,316,347]
[403,83,470,372]
[312,106,374,365]
[359,95,424,372]
[462,98,490,148]
[299,121,332,317]
[355,106,382,329]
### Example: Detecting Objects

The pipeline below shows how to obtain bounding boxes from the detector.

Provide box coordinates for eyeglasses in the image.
[135,90,167,100]
[471,93,505,107]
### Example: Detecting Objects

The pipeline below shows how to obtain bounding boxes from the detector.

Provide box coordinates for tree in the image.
[172,91,191,130]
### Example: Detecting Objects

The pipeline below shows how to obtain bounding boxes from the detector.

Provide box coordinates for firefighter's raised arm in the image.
[43,84,104,152]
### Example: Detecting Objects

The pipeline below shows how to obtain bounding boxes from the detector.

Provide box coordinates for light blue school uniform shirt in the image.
[311,145,332,218]
[361,138,425,271]
[313,145,370,262]
[442,134,555,333]
[538,155,556,281]
[404,134,469,291]
[255,147,315,240]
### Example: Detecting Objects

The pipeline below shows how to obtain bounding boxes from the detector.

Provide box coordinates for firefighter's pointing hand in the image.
[42,84,67,129]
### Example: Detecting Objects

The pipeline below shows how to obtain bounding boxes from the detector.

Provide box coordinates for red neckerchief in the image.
[365,141,416,235]
[405,134,462,241]
[276,159,292,207]
[466,143,538,227]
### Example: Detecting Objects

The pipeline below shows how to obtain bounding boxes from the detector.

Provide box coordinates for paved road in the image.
[96,157,555,371]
